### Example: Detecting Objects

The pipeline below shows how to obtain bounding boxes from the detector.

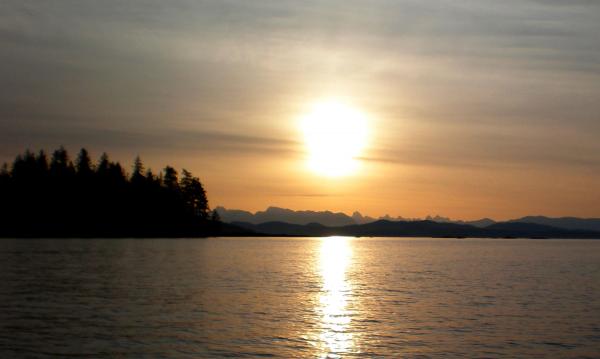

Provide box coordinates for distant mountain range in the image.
[230,220,600,239]
[506,216,600,232]
[215,206,492,227]
[215,206,357,227]
[215,206,600,233]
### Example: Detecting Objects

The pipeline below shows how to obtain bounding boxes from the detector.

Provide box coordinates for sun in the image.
[300,101,369,177]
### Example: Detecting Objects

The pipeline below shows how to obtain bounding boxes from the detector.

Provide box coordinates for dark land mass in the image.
[0,147,254,238]
[232,220,600,239]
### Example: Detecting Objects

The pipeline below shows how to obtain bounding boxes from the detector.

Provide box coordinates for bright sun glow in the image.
[300,101,369,177]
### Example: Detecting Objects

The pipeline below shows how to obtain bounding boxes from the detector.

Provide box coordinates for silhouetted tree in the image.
[36,150,49,174]
[50,146,74,177]
[180,169,209,219]
[131,156,145,184]
[163,166,179,191]
[76,148,93,176]
[12,153,27,182]
[145,169,161,185]
[97,153,110,175]
[108,162,126,183]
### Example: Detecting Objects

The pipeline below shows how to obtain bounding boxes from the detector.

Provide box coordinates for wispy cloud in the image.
[0,124,298,160]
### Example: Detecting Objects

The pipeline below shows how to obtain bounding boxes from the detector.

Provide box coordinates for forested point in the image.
[0,147,239,237]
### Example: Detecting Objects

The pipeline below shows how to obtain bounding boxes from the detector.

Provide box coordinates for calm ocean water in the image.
[1,237,599,358]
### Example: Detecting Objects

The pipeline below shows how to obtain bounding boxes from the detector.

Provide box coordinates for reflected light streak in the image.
[318,236,354,358]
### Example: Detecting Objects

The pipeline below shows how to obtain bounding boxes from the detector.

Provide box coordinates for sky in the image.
[1,0,599,220]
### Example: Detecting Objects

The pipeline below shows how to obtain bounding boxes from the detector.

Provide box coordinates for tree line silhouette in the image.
[0,147,225,237]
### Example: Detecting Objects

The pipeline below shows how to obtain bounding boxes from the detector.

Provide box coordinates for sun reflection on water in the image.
[318,236,354,358]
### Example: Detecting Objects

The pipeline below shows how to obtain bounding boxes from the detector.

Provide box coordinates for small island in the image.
[0,147,248,237]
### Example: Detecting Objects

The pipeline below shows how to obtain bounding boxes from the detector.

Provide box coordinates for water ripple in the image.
[1,237,599,357]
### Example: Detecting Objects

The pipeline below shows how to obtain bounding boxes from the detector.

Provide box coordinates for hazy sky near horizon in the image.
[1,0,599,220]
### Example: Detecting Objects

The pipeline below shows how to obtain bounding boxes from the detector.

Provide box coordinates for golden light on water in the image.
[300,101,369,178]
[318,236,354,357]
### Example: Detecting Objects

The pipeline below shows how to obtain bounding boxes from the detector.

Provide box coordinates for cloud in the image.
[360,126,600,172]
[1,0,599,183]
[0,123,299,162]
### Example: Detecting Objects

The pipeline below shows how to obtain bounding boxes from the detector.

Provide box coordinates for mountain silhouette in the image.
[507,216,600,232]
[217,206,495,227]
[218,206,600,233]
[216,206,356,226]
[232,219,600,239]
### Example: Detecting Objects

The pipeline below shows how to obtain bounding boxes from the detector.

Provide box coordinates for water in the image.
[1,237,599,358]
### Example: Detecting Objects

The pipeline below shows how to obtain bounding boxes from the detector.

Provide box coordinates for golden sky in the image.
[1,1,599,220]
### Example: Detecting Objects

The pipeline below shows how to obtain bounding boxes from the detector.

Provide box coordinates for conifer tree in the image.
[163,166,179,191]
[76,148,93,176]
[180,169,209,219]
[36,150,49,174]
[131,156,145,184]
[50,146,74,177]
[97,153,110,175]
